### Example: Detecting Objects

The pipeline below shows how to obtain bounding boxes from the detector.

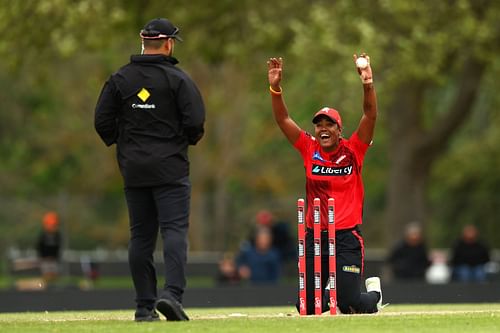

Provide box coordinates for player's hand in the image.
[353,53,373,84]
[267,57,283,90]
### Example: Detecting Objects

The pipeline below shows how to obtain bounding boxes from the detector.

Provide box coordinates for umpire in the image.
[94,18,205,322]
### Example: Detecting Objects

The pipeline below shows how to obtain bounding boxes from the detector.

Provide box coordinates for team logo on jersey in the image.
[311,164,353,176]
[342,265,361,274]
[312,151,327,162]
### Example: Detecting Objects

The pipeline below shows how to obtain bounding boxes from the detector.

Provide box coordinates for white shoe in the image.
[365,277,382,310]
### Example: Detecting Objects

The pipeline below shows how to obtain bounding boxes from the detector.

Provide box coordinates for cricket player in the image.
[267,55,382,314]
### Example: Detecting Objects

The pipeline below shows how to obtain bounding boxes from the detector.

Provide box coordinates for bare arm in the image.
[353,54,377,144]
[267,57,301,145]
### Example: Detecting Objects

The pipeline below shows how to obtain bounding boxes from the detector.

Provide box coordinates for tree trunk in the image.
[385,57,487,244]
[386,138,432,245]
[385,83,430,244]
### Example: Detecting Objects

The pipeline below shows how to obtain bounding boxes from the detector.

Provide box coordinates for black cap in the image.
[140,18,183,42]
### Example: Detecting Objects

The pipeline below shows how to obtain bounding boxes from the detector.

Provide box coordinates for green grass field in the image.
[1,304,499,333]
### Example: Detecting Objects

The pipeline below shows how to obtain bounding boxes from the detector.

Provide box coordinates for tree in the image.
[264,0,500,243]
[0,0,130,250]
[372,1,499,240]
[1,0,499,252]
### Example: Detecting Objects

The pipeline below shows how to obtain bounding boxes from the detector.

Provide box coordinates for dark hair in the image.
[143,38,168,49]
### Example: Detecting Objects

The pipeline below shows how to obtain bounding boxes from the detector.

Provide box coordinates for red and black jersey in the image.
[293,130,369,230]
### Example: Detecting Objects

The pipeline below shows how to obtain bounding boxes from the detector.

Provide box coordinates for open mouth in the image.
[320,133,330,140]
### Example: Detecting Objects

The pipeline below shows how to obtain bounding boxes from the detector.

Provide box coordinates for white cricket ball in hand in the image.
[356,57,368,69]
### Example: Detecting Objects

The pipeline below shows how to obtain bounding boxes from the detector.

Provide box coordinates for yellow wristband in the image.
[269,85,282,95]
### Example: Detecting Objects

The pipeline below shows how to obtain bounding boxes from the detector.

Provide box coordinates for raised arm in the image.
[267,57,301,145]
[353,54,377,145]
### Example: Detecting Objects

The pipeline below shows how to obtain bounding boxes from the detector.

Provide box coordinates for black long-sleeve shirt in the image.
[450,240,490,267]
[95,55,205,187]
[388,241,431,280]
[37,231,61,259]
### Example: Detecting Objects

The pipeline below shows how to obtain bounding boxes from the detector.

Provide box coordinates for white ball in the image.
[356,57,368,69]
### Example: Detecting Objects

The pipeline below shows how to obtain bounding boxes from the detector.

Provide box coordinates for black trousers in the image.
[297,226,379,314]
[124,177,191,309]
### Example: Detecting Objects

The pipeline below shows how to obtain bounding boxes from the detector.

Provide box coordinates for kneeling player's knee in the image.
[337,295,359,314]
[338,303,355,314]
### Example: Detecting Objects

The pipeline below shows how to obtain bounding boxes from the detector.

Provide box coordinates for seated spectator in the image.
[450,225,490,283]
[425,250,451,284]
[79,256,100,290]
[270,219,296,263]
[215,253,241,286]
[237,226,281,284]
[387,223,431,281]
[36,211,62,283]
[250,210,296,263]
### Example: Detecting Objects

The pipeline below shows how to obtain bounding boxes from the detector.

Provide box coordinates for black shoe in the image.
[155,294,189,321]
[134,307,160,322]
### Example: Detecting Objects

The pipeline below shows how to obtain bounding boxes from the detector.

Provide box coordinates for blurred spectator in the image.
[450,225,490,283]
[250,210,296,263]
[270,220,296,263]
[215,253,241,286]
[426,250,451,284]
[387,223,431,281]
[80,256,100,290]
[237,225,281,284]
[36,211,62,283]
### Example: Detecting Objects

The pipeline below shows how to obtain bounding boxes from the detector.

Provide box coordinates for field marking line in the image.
[1,309,499,323]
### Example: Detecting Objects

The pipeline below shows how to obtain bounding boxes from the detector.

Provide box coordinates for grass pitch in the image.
[0,304,499,333]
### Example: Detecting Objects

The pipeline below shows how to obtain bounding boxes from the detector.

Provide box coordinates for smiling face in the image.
[314,116,342,152]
